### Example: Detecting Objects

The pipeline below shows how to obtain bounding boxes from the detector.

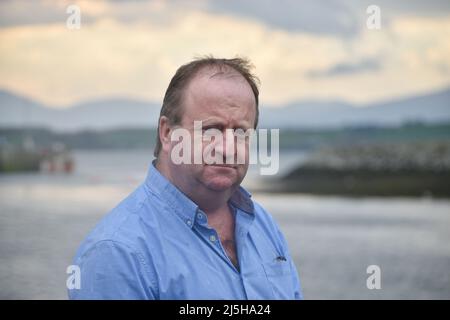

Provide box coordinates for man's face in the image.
[168,68,256,193]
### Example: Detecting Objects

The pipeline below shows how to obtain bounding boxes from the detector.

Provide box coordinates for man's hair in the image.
[153,56,260,158]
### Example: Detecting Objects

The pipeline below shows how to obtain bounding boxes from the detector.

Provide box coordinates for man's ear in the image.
[159,116,172,154]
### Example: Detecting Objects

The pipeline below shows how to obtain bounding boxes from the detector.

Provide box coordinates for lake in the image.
[0,150,449,299]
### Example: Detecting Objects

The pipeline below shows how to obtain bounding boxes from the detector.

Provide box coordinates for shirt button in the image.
[209,235,217,242]
[186,219,192,226]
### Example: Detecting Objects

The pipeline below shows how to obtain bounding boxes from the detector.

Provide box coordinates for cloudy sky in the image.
[0,0,449,108]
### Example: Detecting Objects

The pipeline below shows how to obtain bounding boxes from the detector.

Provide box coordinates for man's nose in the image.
[222,130,236,162]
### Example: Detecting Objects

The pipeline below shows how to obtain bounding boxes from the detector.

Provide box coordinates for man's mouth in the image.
[206,163,238,169]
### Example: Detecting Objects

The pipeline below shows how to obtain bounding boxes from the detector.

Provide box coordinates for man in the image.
[69,57,303,300]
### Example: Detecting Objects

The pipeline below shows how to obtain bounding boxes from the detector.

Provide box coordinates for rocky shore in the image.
[266,141,450,197]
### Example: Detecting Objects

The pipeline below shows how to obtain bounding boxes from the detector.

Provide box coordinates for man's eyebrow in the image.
[200,117,225,125]
[198,118,251,129]
[235,123,252,129]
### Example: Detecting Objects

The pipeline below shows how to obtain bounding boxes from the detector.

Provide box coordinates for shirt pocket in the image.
[262,260,295,299]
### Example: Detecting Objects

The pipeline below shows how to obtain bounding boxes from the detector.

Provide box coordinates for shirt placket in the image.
[193,209,241,274]
[233,207,256,299]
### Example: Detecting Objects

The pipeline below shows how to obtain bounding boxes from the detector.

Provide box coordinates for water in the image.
[0,150,449,299]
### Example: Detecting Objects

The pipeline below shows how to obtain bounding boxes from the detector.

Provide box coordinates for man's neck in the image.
[189,188,234,214]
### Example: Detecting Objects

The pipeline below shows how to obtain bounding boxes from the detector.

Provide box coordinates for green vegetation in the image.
[0,149,42,172]
[278,122,450,150]
[0,127,157,150]
[1,122,449,151]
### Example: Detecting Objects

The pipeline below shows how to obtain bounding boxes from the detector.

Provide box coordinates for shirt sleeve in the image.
[68,240,157,300]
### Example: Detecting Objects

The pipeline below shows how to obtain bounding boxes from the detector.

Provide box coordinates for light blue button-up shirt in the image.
[68,162,303,300]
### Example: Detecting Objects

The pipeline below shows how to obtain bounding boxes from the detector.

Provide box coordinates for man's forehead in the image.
[186,67,252,101]
[185,73,255,111]
[193,65,246,82]
[181,65,256,125]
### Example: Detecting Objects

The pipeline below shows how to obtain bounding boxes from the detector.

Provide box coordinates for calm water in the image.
[0,150,449,299]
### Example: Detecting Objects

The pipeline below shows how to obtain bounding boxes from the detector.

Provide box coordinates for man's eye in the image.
[234,128,248,136]
[203,126,221,132]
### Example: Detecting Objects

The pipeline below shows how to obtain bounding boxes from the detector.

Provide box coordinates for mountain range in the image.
[1,87,449,131]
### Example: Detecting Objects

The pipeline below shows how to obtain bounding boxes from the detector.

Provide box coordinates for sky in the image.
[0,0,449,108]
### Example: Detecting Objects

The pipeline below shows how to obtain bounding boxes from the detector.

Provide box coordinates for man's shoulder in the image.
[73,184,163,261]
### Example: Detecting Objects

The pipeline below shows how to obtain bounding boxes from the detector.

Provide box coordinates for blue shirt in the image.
[68,162,303,300]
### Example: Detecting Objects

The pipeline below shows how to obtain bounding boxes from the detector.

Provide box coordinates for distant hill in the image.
[1,87,449,131]
[259,87,450,128]
[0,91,161,131]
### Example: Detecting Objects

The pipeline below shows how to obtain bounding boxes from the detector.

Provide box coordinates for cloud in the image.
[0,1,449,108]
[353,0,450,17]
[3,0,450,32]
[307,58,381,78]
[0,1,82,28]
[206,0,360,37]
[0,0,196,28]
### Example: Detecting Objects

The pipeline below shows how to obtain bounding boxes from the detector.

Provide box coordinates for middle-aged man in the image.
[69,57,303,300]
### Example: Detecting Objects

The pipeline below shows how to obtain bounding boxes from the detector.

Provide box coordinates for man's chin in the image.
[204,178,236,192]
[200,164,246,191]
[200,174,240,192]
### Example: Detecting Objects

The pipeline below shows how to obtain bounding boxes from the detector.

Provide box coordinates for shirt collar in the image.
[144,161,255,228]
